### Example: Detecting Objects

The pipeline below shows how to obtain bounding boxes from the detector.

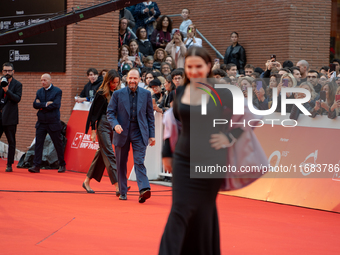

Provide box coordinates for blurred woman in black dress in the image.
[159,47,243,255]
[82,70,120,194]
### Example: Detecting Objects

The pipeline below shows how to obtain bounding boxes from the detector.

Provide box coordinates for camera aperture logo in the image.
[198,82,312,128]
[197,82,222,113]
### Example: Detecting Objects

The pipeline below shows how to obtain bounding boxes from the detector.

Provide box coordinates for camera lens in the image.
[1,77,8,87]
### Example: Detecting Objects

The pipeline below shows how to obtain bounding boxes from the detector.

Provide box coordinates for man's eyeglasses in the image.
[3,70,13,73]
[307,76,317,79]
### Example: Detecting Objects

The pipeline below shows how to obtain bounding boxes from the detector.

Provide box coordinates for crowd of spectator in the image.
[78,4,340,121]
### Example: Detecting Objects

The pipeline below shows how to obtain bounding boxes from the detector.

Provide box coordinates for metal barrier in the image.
[196,29,224,59]
[127,27,137,38]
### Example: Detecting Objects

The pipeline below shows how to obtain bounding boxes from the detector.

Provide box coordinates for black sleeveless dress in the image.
[159,85,237,255]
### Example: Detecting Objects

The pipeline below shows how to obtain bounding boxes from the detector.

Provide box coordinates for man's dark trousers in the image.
[115,122,149,196]
[33,122,65,167]
[0,122,16,166]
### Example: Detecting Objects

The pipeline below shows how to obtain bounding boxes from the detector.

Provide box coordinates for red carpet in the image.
[0,162,339,255]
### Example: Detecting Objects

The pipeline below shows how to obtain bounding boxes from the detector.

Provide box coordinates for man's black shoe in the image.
[58,165,66,173]
[139,189,151,203]
[28,166,40,173]
[5,166,12,172]
[119,194,127,200]
[116,186,131,197]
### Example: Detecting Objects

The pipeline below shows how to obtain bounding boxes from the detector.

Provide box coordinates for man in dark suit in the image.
[0,62,22,172]
[28,74,66,173]
[107,69,155,203]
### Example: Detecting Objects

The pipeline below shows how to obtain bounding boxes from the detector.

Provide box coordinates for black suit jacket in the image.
[0,77,22,125]
[33,84,62,131]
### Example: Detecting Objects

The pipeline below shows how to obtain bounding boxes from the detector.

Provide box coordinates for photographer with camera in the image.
[0,62,22,172]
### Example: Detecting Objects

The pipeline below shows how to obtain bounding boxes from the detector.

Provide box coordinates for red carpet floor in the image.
[0,162,339,255]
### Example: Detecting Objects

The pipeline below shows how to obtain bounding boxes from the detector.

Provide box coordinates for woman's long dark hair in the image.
[98,69,120,103]
[183,46,213,85]
[156,15,172,33]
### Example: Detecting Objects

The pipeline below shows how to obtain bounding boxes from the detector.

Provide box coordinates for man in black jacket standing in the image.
[28,74,66,173]
[0,62,22,172]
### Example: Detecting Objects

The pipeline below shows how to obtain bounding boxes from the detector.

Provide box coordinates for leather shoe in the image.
[58,165,66,173]
[5,166,12,172]
[28,166,40,173]
[119,194,127,200]
[116,186,131,197]
[82,182,95,193]
[139,189,151,203]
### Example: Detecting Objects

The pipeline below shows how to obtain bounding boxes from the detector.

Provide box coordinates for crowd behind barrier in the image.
[2,4,340,179]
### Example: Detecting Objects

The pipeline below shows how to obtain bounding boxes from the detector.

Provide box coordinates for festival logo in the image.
[71,132,99,150]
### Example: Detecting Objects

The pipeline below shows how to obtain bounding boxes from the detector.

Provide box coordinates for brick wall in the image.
[1,0,119,152]
[156,0,331,70]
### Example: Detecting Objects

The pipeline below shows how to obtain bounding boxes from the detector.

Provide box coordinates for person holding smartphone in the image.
[118,45,131,77]
[289,82,317,120]
[129,39,144,70]
[262,57,282,78]
[252,79,269,110]
[183,24,202,49]
[165,30,187,68]
[332,59,340,75]
[275,73,297,113]
[311,81,337,118]
[266,73,281,104]
[328,86,340,119]
[335,77,340,86]
[238,76,254,98]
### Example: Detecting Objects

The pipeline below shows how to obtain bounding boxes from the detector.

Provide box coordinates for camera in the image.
[1,76,8,87]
